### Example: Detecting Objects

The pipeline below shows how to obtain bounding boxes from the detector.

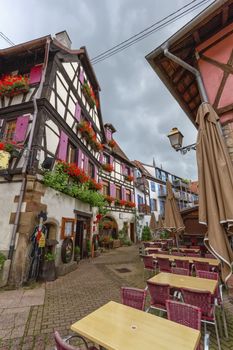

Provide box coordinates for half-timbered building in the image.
[0,31,135,286]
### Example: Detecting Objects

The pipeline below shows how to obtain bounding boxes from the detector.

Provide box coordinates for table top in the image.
[145,247,200,253]
[150,253,219,267]
[71,301,200,350]
[148,272,218,294]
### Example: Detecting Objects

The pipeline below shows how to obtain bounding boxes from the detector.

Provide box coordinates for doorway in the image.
[130,223,135,243]
[75,221,84,259]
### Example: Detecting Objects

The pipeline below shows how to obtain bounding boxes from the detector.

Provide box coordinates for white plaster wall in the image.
[41,187,96,265]
[105,210,135,239]
[0,182,22,251]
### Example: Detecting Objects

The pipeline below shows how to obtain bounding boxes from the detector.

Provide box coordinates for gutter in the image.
[162,44,208,103]
[8,38,51,266]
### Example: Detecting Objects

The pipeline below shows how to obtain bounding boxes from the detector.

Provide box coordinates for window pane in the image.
[103,153,110,164]
[88,161,95,179]
[4,120,16,142]
[103,181,110,196]
[67,143,76,163]
[116,186,121,199]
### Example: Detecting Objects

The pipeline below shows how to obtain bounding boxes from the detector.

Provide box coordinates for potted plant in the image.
[40,252,56,281]
[74,246,81,263]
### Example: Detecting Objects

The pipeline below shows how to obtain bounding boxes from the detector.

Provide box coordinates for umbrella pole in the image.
[174,230,179,250]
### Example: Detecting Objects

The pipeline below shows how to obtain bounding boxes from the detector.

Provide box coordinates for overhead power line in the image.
[91,0,212,65]
[0,32,15,46]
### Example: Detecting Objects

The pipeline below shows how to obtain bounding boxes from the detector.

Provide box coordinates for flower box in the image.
[81,83,99,108]
[104,195,114,204]
[125,175,134,182]
[115,199,127,206]
[125,201,136,208]
[102,163,113,172]
[108,139,116,148]
[77,121,103,152]
[0,75,29,98]
[89,179,102,191]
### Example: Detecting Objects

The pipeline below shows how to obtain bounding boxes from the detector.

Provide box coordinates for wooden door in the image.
[75,221,84,259]
[130,223,135,243]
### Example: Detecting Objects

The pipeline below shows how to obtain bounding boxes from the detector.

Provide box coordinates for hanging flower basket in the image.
[0,75,29,98]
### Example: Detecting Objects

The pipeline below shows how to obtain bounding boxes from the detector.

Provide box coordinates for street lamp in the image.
[167,127,196,155]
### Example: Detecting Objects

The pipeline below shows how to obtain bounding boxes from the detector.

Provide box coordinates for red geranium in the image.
[102,163,114,172]
[125,175,134,182]
[125,201,136,208]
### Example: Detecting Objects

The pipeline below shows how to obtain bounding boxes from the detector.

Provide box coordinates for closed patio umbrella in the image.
[196,102,233,283]
[158,215,163,230]
[149,212,157,233]
[164,180,185,246]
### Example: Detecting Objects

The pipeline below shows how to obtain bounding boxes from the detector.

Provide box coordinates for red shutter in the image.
[109,155,113,166]
[110,183,116,197]
[29,65,43,85]
[75,102,81,122]
[79,70,84,84]
[14,115,30,143]
[78,149,83,168]
[57,131,68,161]
[121,186,126,200]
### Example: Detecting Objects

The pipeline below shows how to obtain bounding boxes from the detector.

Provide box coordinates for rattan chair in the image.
[181,288,221,350]
[166,300,209,350]
[121,287,147,311]
[146,281,171,314]
[54,331,97,350]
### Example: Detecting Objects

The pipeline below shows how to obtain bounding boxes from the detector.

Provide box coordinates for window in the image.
[88,161,95,179]
[150,199,157,211]
[126,189,131,202]
[103,153,110,164]
[102,181,110,196]
[150,181,156,192]
[115,186,121,200]
[67,143,76,163]
[125,166,130,176]
[4,119,17,141]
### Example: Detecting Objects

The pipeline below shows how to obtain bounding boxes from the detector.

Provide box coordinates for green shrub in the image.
[141,226,151,241]
[0,253,6,269]
[160,230,170,239]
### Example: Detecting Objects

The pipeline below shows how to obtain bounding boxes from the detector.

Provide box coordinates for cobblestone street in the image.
[0,245,233,350]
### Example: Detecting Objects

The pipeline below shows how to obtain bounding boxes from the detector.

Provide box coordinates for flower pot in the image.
[40,260,56,281]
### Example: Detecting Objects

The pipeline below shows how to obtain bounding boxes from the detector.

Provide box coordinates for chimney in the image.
[55,30,72,49]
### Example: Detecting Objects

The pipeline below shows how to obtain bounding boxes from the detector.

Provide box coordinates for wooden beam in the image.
[222,6,229,26]
[193,31,201,45]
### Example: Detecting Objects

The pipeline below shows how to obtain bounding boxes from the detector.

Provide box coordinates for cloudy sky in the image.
[0,0,214,180]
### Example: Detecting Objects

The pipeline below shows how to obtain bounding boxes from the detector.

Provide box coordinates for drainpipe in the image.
[162,43,208,103]
[8,38,51,264]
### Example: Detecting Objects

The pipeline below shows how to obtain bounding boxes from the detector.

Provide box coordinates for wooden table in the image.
[150,253,220,267]
[148,272,218,294]
[172,248,200,253]
[71,301,200,350]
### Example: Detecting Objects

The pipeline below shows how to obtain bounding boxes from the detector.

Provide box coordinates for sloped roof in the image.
[146,0,233,125]
[112,142,134,166]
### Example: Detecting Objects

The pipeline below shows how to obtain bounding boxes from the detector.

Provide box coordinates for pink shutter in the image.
[105,129,112,141]
[79,70,84,84]
[110,183,116,197]
[58,131,68,161]
[94,165,98,180]
[29,65,43,85]
[75,102,81,122]
[78,149,83,168]
[84,155,89,173]
[109,155,113,165]
[99,152,103,164]
[14,115,30,143]
[130,191,134,202]
[121,163,126,175]
[121,186,126,200]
